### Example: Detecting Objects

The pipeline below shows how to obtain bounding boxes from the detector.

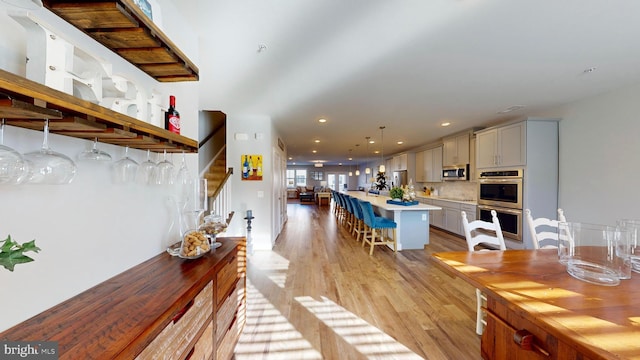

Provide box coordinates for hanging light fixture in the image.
[348,149,353,176]
[364,136,371,175]
[379,126,386,173]
[355,144,361,176]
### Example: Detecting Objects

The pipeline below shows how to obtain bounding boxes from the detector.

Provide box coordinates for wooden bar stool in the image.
[358,200,397,255]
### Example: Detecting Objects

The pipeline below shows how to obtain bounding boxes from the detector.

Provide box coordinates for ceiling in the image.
[179,0,640,166]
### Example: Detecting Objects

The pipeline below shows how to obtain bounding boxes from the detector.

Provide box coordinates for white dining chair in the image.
[461,210,506,335]
[525,208,566,249]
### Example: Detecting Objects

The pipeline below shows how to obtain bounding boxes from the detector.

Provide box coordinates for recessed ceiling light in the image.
[369,140,375,144]
[441,122,451,127]
[397,141,404,145]
[288,157,292,160]
[374,150,380,154]
[318,118,327,123]
[312,150,317,153]
[583,67,597,74]
[314,139,320,143]
[348,157,353,160]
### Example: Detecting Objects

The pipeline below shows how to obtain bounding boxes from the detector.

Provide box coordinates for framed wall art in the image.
[241,154,263,181]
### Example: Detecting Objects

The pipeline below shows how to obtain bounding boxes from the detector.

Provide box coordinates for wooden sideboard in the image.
[0,237,246,360]
[432,249,640,360]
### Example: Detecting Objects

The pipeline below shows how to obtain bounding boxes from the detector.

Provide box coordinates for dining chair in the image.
[525,208,567,249]
[461,209,505,336]
[359,200,397,255]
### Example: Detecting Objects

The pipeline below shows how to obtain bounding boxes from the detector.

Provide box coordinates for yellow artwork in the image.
[241,154,263,181]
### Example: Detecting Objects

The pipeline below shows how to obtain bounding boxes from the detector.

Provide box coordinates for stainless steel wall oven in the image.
[478,169,524,241]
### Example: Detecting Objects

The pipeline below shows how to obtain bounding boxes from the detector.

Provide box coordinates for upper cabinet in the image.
[442,132,470,167]
[476,122,526,169]
[415,146,442,183]
[43,0,199,82]
[392,153,408,171]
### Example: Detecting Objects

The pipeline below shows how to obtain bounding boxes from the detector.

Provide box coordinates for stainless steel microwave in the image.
[442,164,469,181]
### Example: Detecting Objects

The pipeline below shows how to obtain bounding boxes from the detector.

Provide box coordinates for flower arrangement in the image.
[373,171,388,190]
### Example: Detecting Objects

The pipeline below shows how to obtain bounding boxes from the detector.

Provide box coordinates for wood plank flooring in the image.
[234,200,481,359]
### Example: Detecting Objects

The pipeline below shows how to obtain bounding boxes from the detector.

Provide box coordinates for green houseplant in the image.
[0,235,40,272]
[390,186,404,200]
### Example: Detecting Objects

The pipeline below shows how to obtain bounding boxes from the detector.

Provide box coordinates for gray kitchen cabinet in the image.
[476,121,526,169]
[416,146,442,183]
[443,133,470,167]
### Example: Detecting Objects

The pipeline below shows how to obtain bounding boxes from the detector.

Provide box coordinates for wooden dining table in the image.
[432,249,640,360]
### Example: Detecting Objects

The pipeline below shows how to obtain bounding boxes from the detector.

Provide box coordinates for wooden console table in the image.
[432,249,640,360]
[0,237,246,360]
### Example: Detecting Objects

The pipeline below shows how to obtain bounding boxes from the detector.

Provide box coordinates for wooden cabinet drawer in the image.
[189,320,214,360]
[216,285,238,344]
[136,281,213,360]
[216,315,240,360]
[482,297,591,360]
[216,253,238,306]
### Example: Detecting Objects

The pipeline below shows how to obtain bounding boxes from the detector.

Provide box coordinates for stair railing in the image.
[209,167,233,222]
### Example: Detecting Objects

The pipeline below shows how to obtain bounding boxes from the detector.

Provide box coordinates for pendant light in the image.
[364,137,371,175]
[379,126,386,173]
[355,144,361,176]
[348,149,353,176]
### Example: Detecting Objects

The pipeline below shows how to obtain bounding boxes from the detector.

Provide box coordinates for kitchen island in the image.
[432,249,640,359]
[346,191,441,250]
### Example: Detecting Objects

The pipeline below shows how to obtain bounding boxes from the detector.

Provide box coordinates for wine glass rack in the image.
[0,69,198,153]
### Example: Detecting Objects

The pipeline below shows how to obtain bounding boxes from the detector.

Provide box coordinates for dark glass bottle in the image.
[165,95,180,134]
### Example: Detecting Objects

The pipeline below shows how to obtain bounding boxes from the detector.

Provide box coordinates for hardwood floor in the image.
[234,200,481,359]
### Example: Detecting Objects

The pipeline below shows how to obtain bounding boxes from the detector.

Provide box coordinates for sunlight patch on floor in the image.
[296,296,424,359]
[235,281,323,360]
[249,250,291,288]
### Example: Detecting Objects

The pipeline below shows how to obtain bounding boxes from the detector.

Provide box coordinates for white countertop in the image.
[345,191,441,211]
[414,194,477,205]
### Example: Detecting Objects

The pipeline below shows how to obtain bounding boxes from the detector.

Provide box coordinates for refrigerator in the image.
[391,170,408,187]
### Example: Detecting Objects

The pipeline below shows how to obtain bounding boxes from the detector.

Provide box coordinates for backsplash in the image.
[421,181,477,201]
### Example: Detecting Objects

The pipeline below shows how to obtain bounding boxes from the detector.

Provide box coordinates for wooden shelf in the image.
[0,69,197,153]
[43,0,199,82]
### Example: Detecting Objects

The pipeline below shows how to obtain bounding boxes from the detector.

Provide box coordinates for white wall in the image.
[225,114,284,251]
[552,83,640,224]
[0,3,199,331]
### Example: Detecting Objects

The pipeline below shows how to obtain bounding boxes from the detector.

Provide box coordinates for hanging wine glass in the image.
[77,137,112,162]
[0,119,29,185]
[23,119,77,185]
[112,146,138,184]
[155,149,174,185]
[136,149,157,185]
[174,151,191,200]
[175,151,190,186]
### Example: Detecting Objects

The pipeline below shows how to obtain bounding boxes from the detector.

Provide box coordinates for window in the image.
[287,169,307,187]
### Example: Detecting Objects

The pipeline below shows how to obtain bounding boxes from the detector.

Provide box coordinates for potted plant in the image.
[374,171,388,190]
[390,186,404,201]
[0,234,40,272]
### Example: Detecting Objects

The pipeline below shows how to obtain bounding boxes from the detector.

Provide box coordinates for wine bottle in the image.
[242,156,249,179]
[165,95,180,134]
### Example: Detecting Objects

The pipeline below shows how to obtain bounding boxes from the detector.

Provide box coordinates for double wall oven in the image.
[477,169,523,242]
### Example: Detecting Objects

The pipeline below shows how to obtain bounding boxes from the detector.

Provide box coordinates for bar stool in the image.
[349,196,366,241]
[343,194,354,231]
[358,200,397,255]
